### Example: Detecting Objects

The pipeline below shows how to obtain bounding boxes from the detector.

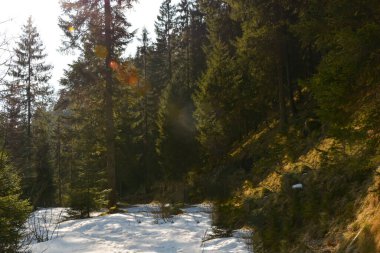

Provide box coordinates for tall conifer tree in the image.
[11,17,52,148]
[59,0,135,207]
[6,17,53,203]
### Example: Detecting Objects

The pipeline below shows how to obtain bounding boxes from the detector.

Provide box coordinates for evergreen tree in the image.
[175,0,207,87]
[0,160,31,252]
[153,0,177,86]
[294,0,380,137]
[193,0,242,163]
[31,108,55,207]
[227,0,305,130]
[59,57,109,216]
[2,81,25,170]
[59,0,136,207]
[68,98,108,218]
[10,16,52,154]
[0,31,12,84]
[188,0,207,79]
[177,0,191,88]
[6,17,53,204]
[154,0,206,196]
[129,29,159,190]
[52,90,72,206]
[194,39,241,163]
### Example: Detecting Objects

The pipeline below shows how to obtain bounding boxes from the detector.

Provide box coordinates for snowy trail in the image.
[29,204,251,253]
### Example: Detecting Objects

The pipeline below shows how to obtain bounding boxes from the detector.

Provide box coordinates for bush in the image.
[0,163,32,252]
[68,188,108,218]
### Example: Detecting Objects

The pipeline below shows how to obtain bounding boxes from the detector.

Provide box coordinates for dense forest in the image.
[1,0,380,252]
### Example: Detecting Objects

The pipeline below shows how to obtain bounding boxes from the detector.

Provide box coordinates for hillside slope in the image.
[210,121,380,253]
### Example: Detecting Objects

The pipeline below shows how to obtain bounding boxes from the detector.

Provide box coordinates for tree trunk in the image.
[278,65,287,130]
[167,0,172,81]
[168,36,172,81]
[56,117,62,206]
[104,0,117,208]
[143,41,149,187]
[27,45,32,168]
[186,4,190,89]
[285,51,297,116]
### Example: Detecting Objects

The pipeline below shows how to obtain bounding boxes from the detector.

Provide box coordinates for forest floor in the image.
[27,204,252,253]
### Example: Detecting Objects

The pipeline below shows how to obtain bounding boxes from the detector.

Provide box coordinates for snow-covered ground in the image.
[28,204,252,253]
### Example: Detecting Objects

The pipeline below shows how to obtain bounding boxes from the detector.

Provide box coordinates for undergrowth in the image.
[210,123,380,253]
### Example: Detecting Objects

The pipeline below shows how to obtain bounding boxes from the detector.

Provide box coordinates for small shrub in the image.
[0,164,32,252]
[24,209,64,244]
[151,202,184,224]
[68,188,108,218]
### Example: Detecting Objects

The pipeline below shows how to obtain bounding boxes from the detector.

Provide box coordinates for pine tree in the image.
[175,0,207,88]
[6,17,53,203]
[2,81,25,170]
[193,0,243,161]
[131,29,159,190]
[188,0,207,79]
[0,30,12,84]
[11,17,52,155]
[294,0,380,137]
[52,90,71,206]
[68,99,108,218]
[59,58,109,216]
[227,0,306,130]
[177,0,191,88]
[153,0,206,197]
[153,0,178,183]
[194,39,241,163]
[31,108,55,207]
[59,0,136,207]
[154,0,177,86]
[0,160,31,252]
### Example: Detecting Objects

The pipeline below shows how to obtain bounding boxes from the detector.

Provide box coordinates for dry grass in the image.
[371,213,380,252]
[329,169,380,253]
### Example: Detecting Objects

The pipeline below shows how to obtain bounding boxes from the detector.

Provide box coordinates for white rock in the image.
[292,183,303,189]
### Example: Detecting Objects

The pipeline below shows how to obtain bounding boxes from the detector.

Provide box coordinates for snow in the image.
[28,204,251,253]
[292,183,303,189]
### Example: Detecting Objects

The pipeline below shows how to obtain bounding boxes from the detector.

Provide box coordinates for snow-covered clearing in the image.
[28,204,252,253]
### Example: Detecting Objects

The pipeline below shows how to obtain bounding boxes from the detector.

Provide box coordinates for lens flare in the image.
[128,70,139,86]
[109,60,119,70]
[94,45,108,59]
[112,61,140,86]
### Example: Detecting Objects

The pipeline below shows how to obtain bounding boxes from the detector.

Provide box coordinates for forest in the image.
[1,0,380,252]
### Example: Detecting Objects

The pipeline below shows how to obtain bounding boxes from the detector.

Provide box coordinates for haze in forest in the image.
[1,1,380,253]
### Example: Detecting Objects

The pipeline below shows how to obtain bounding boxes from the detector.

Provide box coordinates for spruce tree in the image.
[156,1,202,192]
[177,0,191,88]
[131,29,159,190]
[193,0,243,162]
[0,160,31,252]
[59,0,136,207]
[11,17,52,152]
[31,108,55,207]
[59,58,109,216]
[0,31,12,84]
[154,0,176,86]
[188,0,207,79]
[7,17,53,203]
[294,0,380,137]
[193,39,241,163]
[2,81,25,170]
[68,100,108,218]
[226,0,305,130]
